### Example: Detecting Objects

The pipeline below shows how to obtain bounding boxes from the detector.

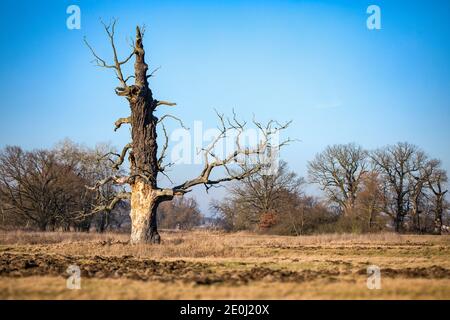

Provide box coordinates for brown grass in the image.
[0,230,449,299]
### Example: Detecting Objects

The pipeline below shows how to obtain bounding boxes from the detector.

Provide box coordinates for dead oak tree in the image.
[85,21,291,244]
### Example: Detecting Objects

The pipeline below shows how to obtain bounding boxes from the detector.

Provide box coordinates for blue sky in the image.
[0,0,449,214]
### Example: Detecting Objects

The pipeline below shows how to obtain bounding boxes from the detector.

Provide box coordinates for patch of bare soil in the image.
[0,253,339,285]
[0,252,209,282]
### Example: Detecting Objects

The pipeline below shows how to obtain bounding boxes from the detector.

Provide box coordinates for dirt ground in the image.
[0,230,449,299]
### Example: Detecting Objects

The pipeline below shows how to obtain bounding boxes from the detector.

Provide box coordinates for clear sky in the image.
[1,0,449,215]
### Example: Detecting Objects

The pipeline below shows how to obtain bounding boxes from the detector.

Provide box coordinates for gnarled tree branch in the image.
[156,100,177,107]
[86,175,129,191]
[84,18,136,98]
[114,116,131,131]
[112,143,132,170]
[76,192,131,220]
[158,112,292,197]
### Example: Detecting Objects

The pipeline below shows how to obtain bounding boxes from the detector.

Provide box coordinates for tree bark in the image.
[129,181,161,244]
[434,195,443,235]
[395,196,404,233]
[38,220,47,231]
[127,27,165,244]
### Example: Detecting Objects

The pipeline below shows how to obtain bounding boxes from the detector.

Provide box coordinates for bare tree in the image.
[354,171,386,231]
[408,156,435,232]
[55,140,125,232]
[212,161,304,232]
[0,141,125,232]
[427,160,448,234]
[307,143,368,215]
[370,142,426,232]
[158,197,202,230]
[0,146,86,230]
[85,20,291,244]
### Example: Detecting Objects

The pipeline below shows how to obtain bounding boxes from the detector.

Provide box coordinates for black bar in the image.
[0,300,446,319]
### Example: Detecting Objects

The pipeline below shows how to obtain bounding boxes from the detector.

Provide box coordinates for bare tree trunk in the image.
[434,196,443,235]
[127,28,163,244]
[411,180,424,233]
[39,221,47,231]
[149,203,160,243]
[368,207,374,230]
[411,203,420,233]
[434,214,443,235]
[129,181,161,244]
[395,198,404,233]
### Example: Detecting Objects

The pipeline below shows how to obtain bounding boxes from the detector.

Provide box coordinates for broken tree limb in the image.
[157,114,189,130]
[114,117,131,131]
[156,100,177,107]
[86,175,129,191]
[76,192,131,220]
[112,143,132,170]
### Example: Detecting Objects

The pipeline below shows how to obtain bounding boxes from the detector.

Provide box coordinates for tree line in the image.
[0,140,448,235]
[213,142,449,235]
[0,140,203,232]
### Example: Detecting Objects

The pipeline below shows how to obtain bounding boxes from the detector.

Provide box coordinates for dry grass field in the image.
[0,230,449,299]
